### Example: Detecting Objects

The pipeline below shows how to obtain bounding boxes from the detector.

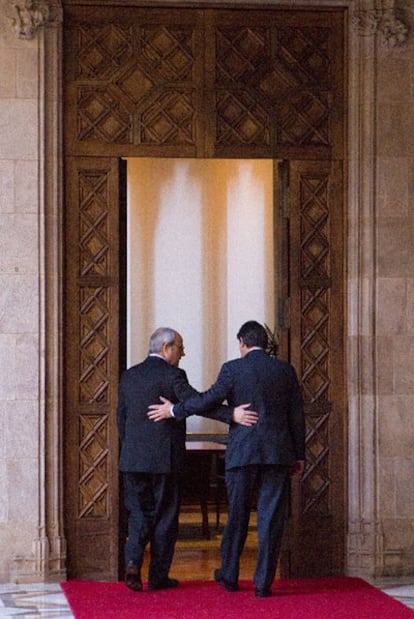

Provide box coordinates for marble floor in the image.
[0,582,72,618]
[0,581,413,617]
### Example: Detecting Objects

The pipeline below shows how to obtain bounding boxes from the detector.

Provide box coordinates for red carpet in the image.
[62,577,413,618]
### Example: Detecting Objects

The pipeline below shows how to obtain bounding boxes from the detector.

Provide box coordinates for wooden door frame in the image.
[29,0,400,583]
[63,3,345,580]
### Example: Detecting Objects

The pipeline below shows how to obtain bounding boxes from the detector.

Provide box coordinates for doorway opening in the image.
[125,157,276,434]
[121,157,278,573]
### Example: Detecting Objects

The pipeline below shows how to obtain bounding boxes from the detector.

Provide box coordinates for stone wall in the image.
[0,0,41,582]
[376,0,414,576]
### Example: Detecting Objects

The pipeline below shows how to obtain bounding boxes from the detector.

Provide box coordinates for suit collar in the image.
[146,354,169,365]
[245,348,266,357]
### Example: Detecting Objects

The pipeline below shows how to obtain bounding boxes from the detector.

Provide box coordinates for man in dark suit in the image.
[148,320,305,598]
[117,326,258,593]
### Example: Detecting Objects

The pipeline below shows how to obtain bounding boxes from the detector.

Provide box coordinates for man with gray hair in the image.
[117,327,258,593]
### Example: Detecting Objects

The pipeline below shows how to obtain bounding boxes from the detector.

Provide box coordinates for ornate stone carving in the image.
[11,0,48,39]
[352,9,381,37]
[352,7,408,47]
[9,0,62,39]
[379,9,408,48]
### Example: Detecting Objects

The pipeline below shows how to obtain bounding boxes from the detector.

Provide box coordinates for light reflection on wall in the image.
[127,158,275,433]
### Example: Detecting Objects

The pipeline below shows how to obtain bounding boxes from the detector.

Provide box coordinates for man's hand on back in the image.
[147,398,259,427]
[232,404,259,427]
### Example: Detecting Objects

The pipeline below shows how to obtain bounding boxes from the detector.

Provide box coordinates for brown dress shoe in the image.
[125,563,142,592]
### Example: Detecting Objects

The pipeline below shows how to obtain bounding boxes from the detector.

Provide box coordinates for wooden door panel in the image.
[279,160,345,576]
[206,9,344,160]
[64,156,122,579]
[63,7,204,158]
[63,5,344,160]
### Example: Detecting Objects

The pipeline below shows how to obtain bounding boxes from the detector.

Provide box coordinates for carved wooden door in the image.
[63,4,345,579]
[277,159,345,576]
[64,156,124,579]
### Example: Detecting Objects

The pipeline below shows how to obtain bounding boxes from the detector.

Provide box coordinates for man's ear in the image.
[161,342,171,360]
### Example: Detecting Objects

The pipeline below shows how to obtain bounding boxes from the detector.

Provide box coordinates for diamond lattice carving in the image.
[278,91,330,146]
[73,22,197,147]
[79,415,109,518]
[79,171,110,277]
[253,26,332,147]
[117,65,155,106]
[298,170,332,512]
[68,13,339,153]
[77,24,133,79]
[215,27,268,82]
[140,91,195,144]
[256,62,330,146]
[301,294,329,402]
[77,87,132,144]
[302,411,330,514]
[79,287,110,404]
[300,175,330,280]
[277,27,330,86]
[216,91,271,146]
[140,26,195,81]
[275,26,331,146]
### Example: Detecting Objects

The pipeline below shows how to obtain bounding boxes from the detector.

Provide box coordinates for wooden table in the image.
[184,440,226,539]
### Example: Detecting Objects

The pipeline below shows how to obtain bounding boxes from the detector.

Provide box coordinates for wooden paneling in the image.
[63,6,344,159]
[279,159,345,576]
[64,156,122,579]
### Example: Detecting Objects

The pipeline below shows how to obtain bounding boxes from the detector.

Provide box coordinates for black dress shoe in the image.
[125,563,142,592]
[255,587,272,598]
[214,568,239,592]
[148,577,179,591]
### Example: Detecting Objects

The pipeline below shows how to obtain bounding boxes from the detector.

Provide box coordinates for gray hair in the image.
[149,327,177,353]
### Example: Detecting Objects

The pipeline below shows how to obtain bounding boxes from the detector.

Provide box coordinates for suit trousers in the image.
[221,464,289,590]
[123,471,180,582]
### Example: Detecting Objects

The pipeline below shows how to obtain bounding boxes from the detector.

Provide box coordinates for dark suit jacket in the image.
[117,355,232,474]
[173,349,305,470]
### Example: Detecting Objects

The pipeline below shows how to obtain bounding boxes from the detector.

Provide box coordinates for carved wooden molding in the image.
[9,0,62,39]
[8,0,408,48]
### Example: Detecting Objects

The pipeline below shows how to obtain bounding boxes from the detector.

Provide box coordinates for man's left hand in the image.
[232,404,259,426]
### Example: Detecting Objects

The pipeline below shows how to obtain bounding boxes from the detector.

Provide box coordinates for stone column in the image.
[7,0,66,583]
[346,0,408,578]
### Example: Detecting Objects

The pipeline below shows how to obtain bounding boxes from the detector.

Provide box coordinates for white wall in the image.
[127,158,274,432]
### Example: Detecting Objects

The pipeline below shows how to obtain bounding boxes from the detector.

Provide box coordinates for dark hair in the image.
[237,321,268,349]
